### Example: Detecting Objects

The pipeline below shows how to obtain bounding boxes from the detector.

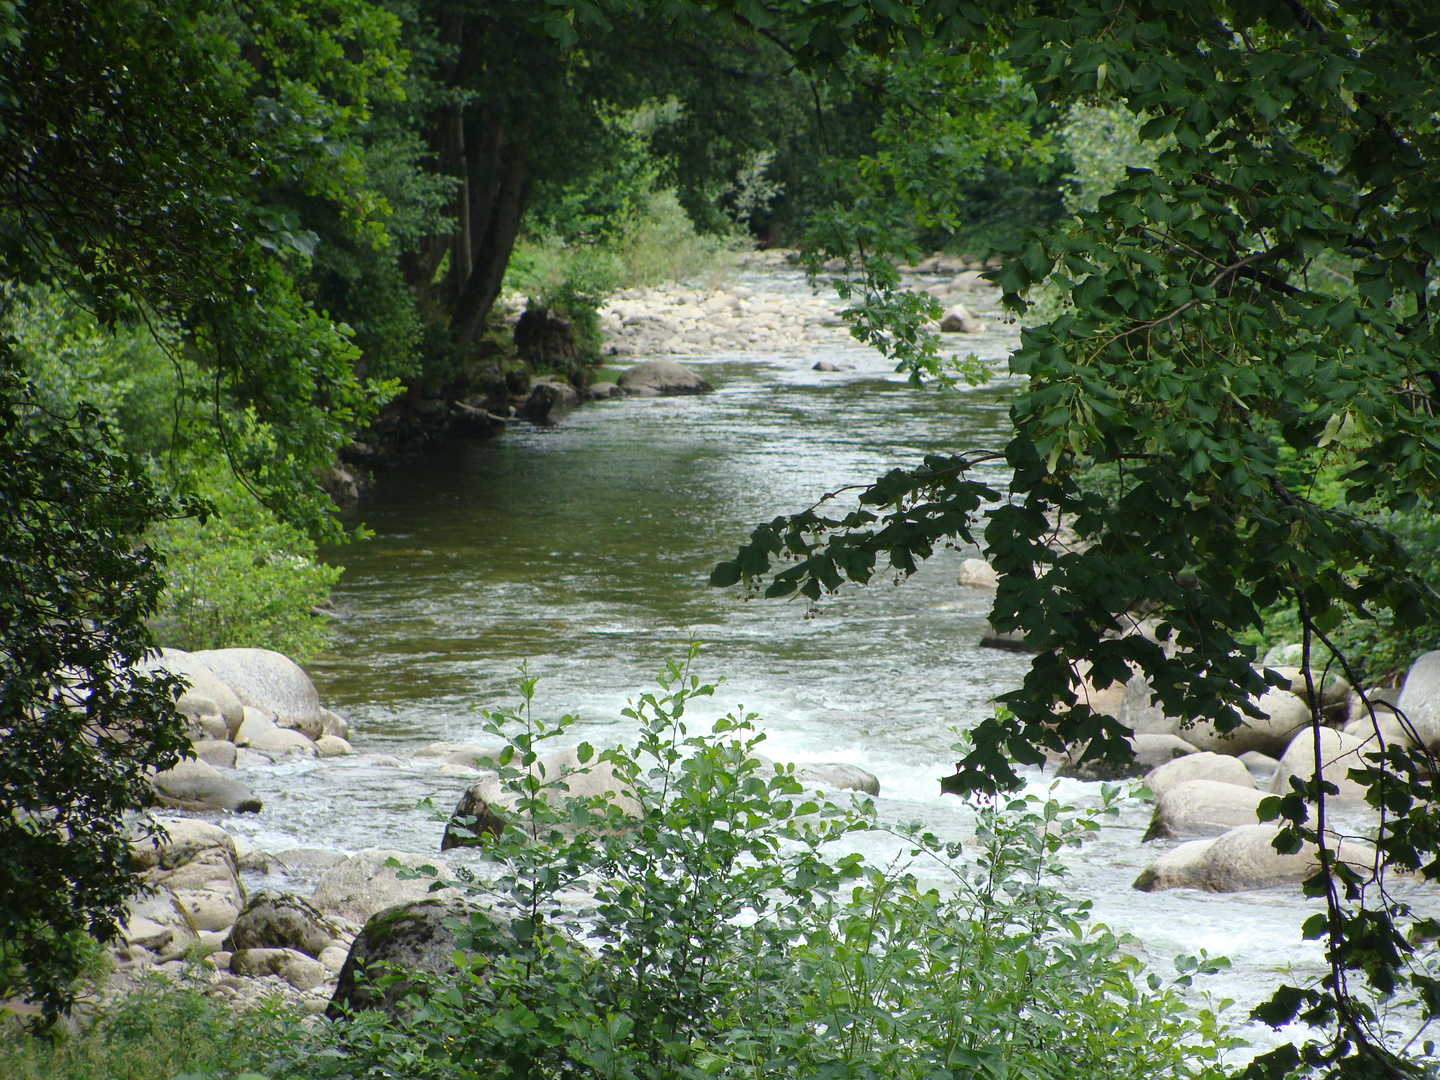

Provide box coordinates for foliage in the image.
[308,652,1232,1080]
[147,460,343,662]
[712,1,1440,1075]
[0,346,196,1027]
[0,974,310,1080]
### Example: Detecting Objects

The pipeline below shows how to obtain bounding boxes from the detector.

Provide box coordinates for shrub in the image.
[321,647,1236,1080]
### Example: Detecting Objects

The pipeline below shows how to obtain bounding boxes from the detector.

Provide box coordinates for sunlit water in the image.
[221,270,1435,1063]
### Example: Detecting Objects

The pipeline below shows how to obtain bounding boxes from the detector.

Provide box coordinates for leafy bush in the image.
[146,458,342,663]
[315,648,1235,1080]
[0,975,309,1080]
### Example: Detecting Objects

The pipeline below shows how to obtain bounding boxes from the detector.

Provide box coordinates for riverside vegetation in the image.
[3,651,1239,1080]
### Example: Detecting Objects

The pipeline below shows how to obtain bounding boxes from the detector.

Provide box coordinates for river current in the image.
[224,269,1430,1062]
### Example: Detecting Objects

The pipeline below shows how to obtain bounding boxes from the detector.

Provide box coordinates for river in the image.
[226,268,1428,1064]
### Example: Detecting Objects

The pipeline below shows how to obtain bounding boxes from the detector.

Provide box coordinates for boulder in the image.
[938,304,985,334]
[231,947,326,991]
[310,850,458,925]
[1346,686,1402,724]
[616,359,713,396]
[978,625,1033,653]
[315,735,353,756]
[328,898,508,1018]
[1342,713,1417,749]
[127,818,245,946]
[234,706,278,746]
[517,379,580,424]
[320,707,351,741]
[1262,666,1351,711]
[793,763,881,796]
[225,892,339,958]
[131,817,239,872]
[585,381,622,400]
[151,756,262,813]
[1057,734,1197,781]
[1396,651,1440,750]
[191,738,238,770]
[441,746,640,850]
[149,649,245,737]
[190,647,322,733]
[1238,750,1279,779]
[1268,727,1372,803]
[956,558,998,588]
[1180,689,1311,756]
[176,692,229,740]
[1133,823,1374,893]
[1144,751,1255,799]
[1142,779,1270,841]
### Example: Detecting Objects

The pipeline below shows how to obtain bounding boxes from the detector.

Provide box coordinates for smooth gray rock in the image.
[1057,733,1198,781]
[938,304,984,333]
[191,647,322,732]
[327,898,509,1018]
[617,359,713,395]
[793,763,881,796]
[150,649,246,737]
[1143,779,1269,841]
[311,850,458,925]
[956,558,998,588]
[1269,727,1372,802]
[151,757,261,813]
[1133,824,1374,893]
[191,738,238,769]
[1145,751,1256,799]
[225,892,340,958]
[1180,689,1311,757]
[1397,651,1440,750]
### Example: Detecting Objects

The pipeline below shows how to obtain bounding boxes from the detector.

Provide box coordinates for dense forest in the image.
[3,1,1440,1077]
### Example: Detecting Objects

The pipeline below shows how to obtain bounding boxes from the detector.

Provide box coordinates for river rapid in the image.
[225,267,1425,1063]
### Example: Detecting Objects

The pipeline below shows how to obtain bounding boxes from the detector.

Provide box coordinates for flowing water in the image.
[225,269,1433,1062]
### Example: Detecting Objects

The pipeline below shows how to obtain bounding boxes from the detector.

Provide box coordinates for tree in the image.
[711,0,1440,1074]
[0,0,404,1023]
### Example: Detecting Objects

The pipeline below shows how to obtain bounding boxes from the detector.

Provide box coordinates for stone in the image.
[151,756,261,813]
[315,735,353,757]
[616,359,713,396]
[327,898,508,1018]
[275,848,350,872]
[173,887,243,933]
[320,707,351,741]
[518,379,580,424]
[225,892,340,958]
[1262,666,1351,710]
[191,738,238,769]
[234,705,278,745]
[191,647,322,733]
[1057,733,1198,780]
[318,945,349,974]
[283,955,327,991]
[231,946,311,980]
[1238,750,1279,778]
[1144,751,1256,799]
[148,649,246,738]
[939,304,984,333]
[1342,713,1417,749]
[1133,824,1374,893]
[247,726,319,757]
[1346,686,1402,724]
[1269,727,1372,802]
[122,916,175,952]
[955,558,998,588]
[793,763,881,796]
[1396,651,1440,750]
[310,850,458,925]
[1180,689,1312,756]
[177,693,230,740]
[131,817,238,872]
[978,625,1033,652]
[585,381,621,400]
[1142,779,1270,841]
[441,747,641,850]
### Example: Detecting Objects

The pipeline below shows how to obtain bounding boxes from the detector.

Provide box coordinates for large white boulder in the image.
[191,648,322,734]
[1143,779,1269,841]
[151,756,261,813]
[148,649,246,738]
[1397,652,1440,750]
[1144,751,1256,799]
[310,850,458,925]
[1133,824,1374,893]
[1180,689,1311,757]
[1269,727,1372,803]
[616,359,713,396]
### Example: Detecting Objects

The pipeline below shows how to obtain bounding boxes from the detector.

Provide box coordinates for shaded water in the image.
[227,271,1432,1062]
